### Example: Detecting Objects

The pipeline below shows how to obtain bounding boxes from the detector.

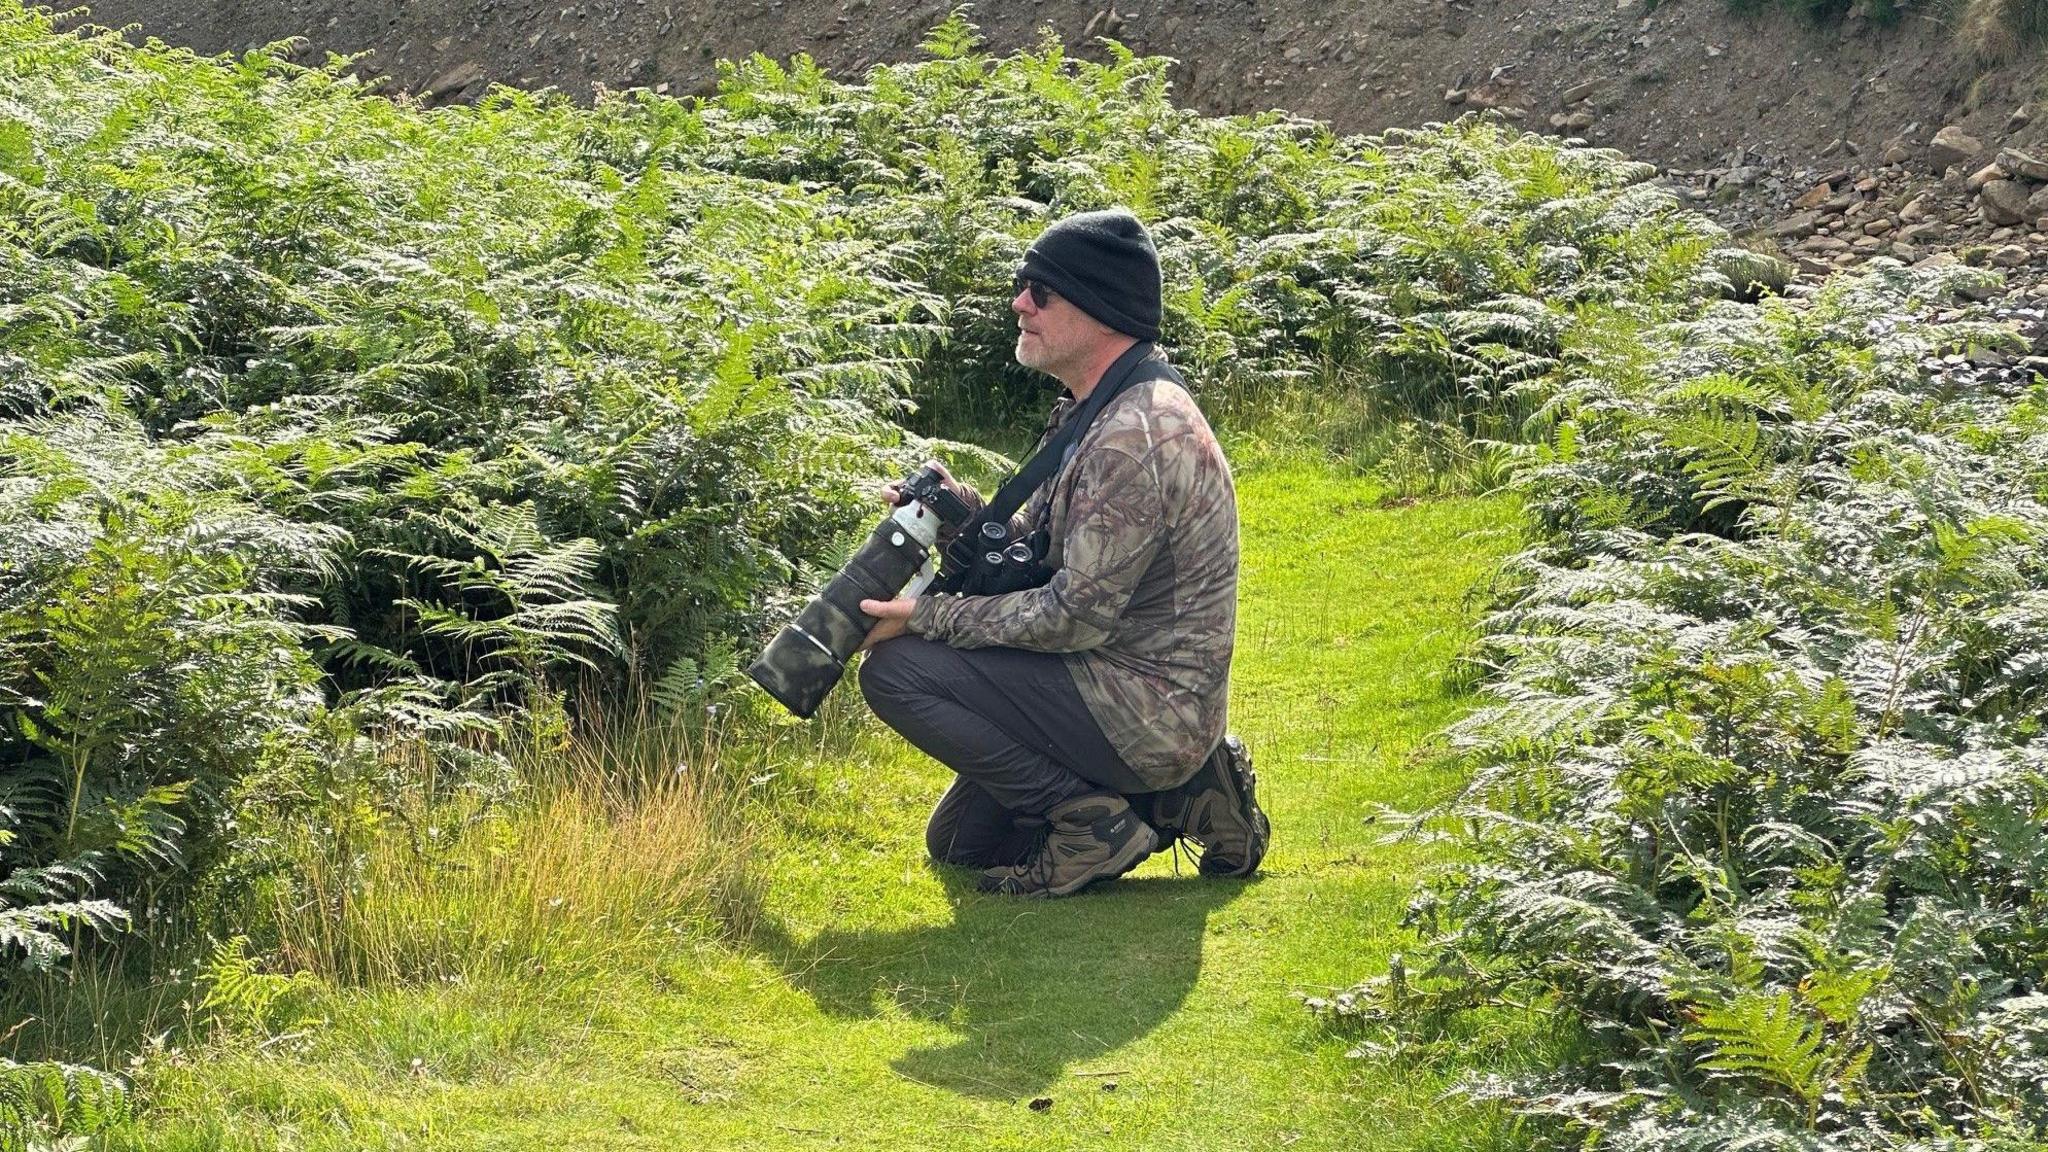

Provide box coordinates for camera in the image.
[747,465,975,718]
[750,342,1177,718]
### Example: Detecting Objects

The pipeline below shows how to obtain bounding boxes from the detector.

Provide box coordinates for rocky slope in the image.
[1709,121,2048,299]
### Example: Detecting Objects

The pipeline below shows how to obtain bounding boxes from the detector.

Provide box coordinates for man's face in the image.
[1012,277,1103,379]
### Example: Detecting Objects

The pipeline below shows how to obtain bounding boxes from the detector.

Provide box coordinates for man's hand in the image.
[859,596,917,651]
[878,459,966,508]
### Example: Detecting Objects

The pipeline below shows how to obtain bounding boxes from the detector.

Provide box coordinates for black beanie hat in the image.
[1017,208,1162,342]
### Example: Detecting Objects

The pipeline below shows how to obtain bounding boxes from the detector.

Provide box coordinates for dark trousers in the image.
[859,636,1150,867]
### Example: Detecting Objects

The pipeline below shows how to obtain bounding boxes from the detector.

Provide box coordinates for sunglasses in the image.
[1012,276,1055,308]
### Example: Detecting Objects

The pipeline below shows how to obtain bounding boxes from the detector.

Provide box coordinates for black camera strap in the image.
[982,341,1180,527]
[934,342,1183,593]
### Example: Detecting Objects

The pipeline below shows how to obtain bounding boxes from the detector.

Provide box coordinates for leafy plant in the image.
[1325,265,2048,1149]
[0,1058,128,1149]
[195,935,321,1037]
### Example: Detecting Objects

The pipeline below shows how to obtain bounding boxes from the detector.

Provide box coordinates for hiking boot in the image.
[1142,735,1269,877]
[978,792,1156,898]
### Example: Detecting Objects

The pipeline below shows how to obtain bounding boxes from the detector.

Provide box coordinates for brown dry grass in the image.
[270,702,763,991]
[1956,0,2048,62]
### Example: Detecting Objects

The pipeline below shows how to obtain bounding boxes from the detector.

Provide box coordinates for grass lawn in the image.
[124,464,1534,1150]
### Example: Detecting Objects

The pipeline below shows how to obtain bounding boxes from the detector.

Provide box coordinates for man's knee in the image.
[926,802,973,865]
[925,778,1035,868]
[857,636,920,716]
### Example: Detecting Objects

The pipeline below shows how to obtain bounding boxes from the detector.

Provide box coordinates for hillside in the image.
[76,0,2048,297]
[73,0,2044,175]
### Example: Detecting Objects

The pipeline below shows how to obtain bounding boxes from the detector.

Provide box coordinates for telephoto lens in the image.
[747,466,972,717]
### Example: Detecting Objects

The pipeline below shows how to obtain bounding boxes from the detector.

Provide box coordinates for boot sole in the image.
[1199,739,1270,878]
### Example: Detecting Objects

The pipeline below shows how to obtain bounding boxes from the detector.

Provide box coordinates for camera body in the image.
[747,465,975,718]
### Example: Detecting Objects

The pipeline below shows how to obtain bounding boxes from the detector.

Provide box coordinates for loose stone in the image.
[1982,180,2034,226]
[1928,125,1983,171]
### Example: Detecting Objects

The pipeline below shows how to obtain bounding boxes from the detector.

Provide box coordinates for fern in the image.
[197,935,321,1036]
[0,1058,129,1147]
[1690,990,1869,1122]
[648,638,741,722]
[918,7,985,61]
[0,897,126,971]
[1344,263,2048,1151]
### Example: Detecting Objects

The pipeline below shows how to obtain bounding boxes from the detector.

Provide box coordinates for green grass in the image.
[114,464,1538,1150]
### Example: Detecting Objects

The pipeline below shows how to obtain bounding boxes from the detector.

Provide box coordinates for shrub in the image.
[0,412,338,969]
[1322,265,2048,1149]
[682,14,1771,433]
[1,0,918,978]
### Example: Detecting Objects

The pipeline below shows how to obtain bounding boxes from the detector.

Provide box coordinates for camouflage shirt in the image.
[909,354,1239,790]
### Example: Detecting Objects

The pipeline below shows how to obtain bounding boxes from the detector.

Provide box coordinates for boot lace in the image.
[989,822,1059,893]
[1157,811,1206,876]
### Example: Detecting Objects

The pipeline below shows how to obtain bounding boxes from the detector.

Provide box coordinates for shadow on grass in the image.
[748,867,1249,1101]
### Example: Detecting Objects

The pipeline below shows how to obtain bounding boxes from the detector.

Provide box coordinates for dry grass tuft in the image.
[270,701,763,991]
[1957,0,2048,62]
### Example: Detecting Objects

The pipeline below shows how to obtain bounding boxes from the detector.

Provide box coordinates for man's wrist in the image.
[907,594,946,638]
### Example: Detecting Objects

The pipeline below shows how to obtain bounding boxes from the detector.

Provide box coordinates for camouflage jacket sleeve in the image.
[908,441,1162,652]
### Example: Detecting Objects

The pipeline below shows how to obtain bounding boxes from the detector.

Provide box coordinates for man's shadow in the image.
[747,867,1245,1100]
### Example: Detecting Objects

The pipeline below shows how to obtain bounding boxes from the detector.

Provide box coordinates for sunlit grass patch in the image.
[264,704,765,991]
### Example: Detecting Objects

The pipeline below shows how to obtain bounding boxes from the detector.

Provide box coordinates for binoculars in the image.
[746,465,976,718]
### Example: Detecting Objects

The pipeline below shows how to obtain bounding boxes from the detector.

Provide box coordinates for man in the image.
[856,208,1268,899]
